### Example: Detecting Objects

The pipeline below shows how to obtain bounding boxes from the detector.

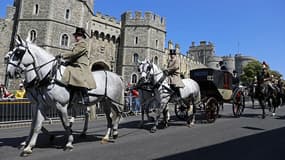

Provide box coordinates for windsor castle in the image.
[0,0,256,88]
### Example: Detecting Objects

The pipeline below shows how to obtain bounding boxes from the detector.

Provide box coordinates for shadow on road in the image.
[0,130,102,150]
[154,126,285,160]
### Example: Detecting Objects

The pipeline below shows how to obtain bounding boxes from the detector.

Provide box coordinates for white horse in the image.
[137,59,201,132]
[5,36,124,156]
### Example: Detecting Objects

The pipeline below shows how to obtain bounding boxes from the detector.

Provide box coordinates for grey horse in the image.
[5,35,124,156]
[137,59,201,132]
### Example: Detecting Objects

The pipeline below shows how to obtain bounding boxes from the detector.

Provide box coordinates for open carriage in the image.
[175,68,245,122]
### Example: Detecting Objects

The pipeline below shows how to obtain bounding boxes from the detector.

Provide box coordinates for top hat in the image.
[169,49,176,55]
[262,61,268,69]
[73,27,86,39]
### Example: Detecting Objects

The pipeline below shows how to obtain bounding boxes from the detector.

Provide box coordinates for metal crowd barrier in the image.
[0,97,132,128]
[0,98,94,128]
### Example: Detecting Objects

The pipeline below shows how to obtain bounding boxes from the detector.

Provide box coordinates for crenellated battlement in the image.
[93,12,121,26]
[121,11,166,31]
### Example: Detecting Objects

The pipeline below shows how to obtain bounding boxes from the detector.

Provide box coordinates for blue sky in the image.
[1,0,285,76]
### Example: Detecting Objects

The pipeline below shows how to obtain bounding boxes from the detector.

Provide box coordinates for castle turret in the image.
[188,41,215,65]
[118,11,166,84]
[16,0,94,55]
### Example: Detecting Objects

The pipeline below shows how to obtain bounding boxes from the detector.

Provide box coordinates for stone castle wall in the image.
[1,1,207,89]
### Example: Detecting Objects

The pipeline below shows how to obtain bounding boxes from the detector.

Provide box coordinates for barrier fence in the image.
[0,96,134,128]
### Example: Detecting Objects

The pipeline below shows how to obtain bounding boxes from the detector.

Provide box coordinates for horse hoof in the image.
[187,123,195,128]
[64,143,74,151]
[101,138,109,144]
[20,151,32,157]
[150,128,157,133]
[164,124,168,128]
[79,133,87,138]
[272,113,276,117]
[113,134,118,139]
[262,115,266,119]
[20,149,32,157]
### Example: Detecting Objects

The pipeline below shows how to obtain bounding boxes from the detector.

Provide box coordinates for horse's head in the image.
[137,59,154,83]
[5,35,54,81]
[5,36,32,79]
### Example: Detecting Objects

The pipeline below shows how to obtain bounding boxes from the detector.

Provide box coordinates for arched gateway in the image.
[91,61,110,71]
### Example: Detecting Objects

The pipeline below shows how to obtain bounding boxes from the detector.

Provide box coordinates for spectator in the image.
[0,83,14,99]
[15,83,26,99]
[132,88,140,115]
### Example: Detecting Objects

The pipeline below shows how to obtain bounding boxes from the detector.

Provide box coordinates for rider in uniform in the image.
[261,61,274,91]
[62,27,96,104]
[163,49,185,100]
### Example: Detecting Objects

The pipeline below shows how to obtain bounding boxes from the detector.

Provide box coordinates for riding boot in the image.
[170,85,181,101]
[81,88,90,105]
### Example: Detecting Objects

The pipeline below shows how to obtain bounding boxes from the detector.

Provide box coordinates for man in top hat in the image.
[62,27,96,104]
[232,70,240,90]
[163,49,185,100]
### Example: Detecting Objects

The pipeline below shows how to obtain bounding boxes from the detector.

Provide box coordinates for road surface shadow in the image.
[0,130,103,149]
[154,126,285,160]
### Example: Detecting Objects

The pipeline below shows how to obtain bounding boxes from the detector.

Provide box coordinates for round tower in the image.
[207,56,223,69]
[222,56,235,73]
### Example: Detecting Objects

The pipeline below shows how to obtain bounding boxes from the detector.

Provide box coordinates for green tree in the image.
[240,60,262,85]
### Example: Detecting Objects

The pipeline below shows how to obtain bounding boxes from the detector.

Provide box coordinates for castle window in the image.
[135,37,138,44]
[133,53,139,63]
[33,4,39,15]
[154,56,158,65]
[61,34,69,47]
[30,30,37,41]
[65,9,70,20]
[131,74,138,84]
[156,40,159,48]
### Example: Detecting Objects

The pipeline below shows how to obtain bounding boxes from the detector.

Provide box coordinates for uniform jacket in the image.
[166,56,185,88]
[62,39,96,89]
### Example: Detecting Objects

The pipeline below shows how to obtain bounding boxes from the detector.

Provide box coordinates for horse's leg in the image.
[251,96,255,108]
[150,115,159,133]
[150,108,160,133]
[21,108,45,156]
[259,99,266,119]
[20,104,38,149]
[139,104,145,128]
[187,99,196,127]
[101,102,113,144]
[111,104,121,139]
[80,106,90,137]
[57,105,74,150]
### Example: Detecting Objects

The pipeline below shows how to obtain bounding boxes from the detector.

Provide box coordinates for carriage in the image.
[174,68,245,122]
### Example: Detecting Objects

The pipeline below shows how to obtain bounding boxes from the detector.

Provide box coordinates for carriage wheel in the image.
[174,101,189,121]
[232,90,245,117]
[205,97,219,123]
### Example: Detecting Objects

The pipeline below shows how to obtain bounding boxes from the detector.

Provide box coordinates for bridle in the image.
[6,43,58,83]
[138,62,166,90]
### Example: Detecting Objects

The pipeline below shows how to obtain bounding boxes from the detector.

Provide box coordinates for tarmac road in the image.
[0,103,285,160]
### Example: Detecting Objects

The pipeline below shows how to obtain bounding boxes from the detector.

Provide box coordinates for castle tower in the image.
[118,11,166,84]
[222,55,235,73]
[188,41,215,65]
[15,0,94,55]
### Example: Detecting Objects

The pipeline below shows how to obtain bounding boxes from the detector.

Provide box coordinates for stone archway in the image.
[91,61,110,71]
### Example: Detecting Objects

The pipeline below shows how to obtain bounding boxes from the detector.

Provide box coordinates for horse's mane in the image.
[28,42,54,59]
